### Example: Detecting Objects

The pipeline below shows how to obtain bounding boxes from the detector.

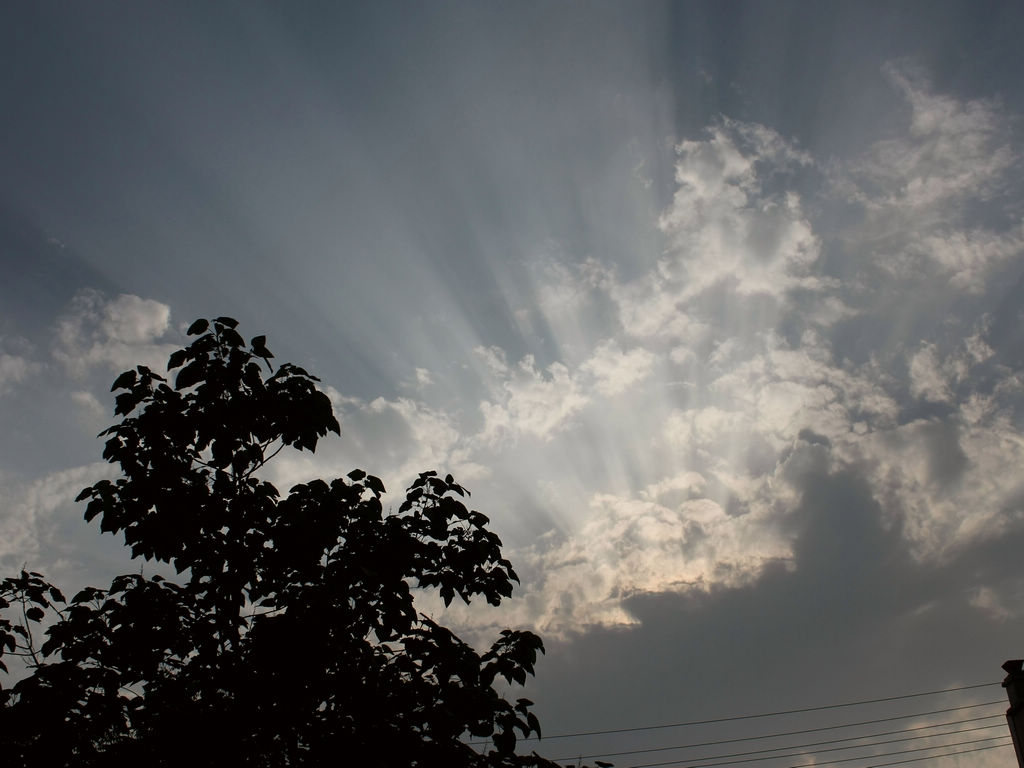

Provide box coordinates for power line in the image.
[855,741,1011,768]
[553,713,1005,764]
[524,687,1001,742]
[625,734,1012,768]
[618,723,1004,768]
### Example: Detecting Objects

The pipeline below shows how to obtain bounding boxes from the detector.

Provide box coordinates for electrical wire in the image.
[524,697,1003,746]
[616,723,1004,767]
[624,734,1012,768]
[854,741,1010,768]
[552,713,1005,764]
[522,682,999,741]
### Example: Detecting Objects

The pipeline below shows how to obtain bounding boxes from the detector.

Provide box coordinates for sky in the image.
[3,1,1024,766]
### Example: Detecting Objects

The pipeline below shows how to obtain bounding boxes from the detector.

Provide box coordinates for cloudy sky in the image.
[3,2,1024,765]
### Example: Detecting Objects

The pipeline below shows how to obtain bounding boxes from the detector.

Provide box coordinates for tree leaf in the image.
[175,360,206,389]
[25,606,44,622]
[167,349,187,370]
[187,318,210,335]
[110,370,137,392]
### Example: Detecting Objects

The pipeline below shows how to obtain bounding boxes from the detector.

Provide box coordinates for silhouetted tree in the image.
[0,317,591,767]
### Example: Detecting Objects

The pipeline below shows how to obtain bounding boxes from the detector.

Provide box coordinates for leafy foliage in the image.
[0,317,594,767]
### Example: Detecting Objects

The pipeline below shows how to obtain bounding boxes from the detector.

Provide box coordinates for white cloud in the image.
[460,72,1024,634]
[70,390,107,422]
[366,396,467,482]
[640,471,707,504]
[838,63,1021,301]
[914,226,1024,294]
[53,290,178,376]
[579,340,656,397]
[908,343,953,403]
[846,64,1015,214]
[263,387,495,508]
[969,585,1015,622]
[611,273,709,341]
[0,463,111,574]
[478,355,589,444]
[655,121,824,301]
[474,345,510,377]
[700,334,900,447]
[849,411,1024,560]
[462,68,1022,634]
[601,118,840,369]
[0,351,39,395]
[509,490,790,634]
